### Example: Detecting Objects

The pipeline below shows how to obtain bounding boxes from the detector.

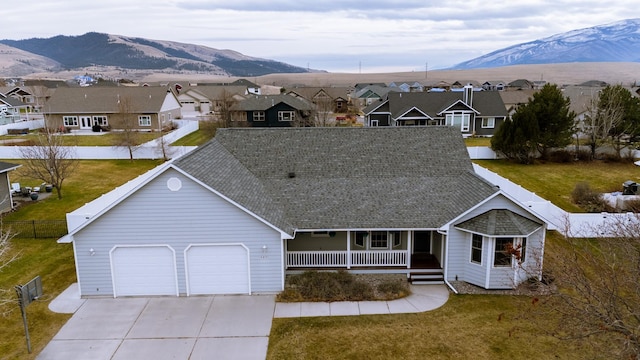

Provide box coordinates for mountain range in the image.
[451,18,640,69]
[0,32,311,77]
[1,19,639,78]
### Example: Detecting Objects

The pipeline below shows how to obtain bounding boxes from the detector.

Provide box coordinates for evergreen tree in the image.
[491,83,575,162]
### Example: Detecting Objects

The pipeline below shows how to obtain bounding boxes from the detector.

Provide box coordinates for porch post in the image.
[346,231,351,269]
[406,231,412,269]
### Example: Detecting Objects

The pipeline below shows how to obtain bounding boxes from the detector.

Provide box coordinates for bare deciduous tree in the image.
[112,96,140,161]
[0,222,19,316]
[19,130,78,200]
[312,93,335,127]
[532,217,640,358]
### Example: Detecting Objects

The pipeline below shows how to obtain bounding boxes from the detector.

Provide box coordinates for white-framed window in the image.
[471,234,483,264]
[445,113,471,131]
[482,117,495,128]
[253,111,265,121]
[494,237,514,267]
[520,238,527,263]
[278,111,295,122]
[353,231,403,249]
[92,116,108,126]
[63,116,78,126]
[370,231,388,249]
[138,115,152,126]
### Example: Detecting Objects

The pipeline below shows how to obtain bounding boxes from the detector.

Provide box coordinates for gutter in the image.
[438,228,458,294]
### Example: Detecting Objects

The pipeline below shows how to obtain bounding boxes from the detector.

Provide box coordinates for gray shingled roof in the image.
[365,91,507,119]
[230,94,314,111]
[43,87,176,114]
[454,209,543,236]
[174,127,499,235]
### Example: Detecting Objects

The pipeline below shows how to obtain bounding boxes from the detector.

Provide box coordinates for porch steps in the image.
[409,269,444,285]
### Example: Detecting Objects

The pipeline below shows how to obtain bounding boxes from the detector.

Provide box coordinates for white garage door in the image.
[111,246,178,297]
[185,244,250,295]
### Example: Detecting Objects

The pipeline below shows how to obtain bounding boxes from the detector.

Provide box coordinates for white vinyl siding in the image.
[447,194,545,289]
[73,169,283,297]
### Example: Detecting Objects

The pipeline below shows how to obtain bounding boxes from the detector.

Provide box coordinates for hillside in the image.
[0,32,311,77]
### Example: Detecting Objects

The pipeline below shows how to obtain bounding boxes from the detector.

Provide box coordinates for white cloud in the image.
[2,1,639,72]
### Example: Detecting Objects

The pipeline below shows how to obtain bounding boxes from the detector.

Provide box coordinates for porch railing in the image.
[351,250,407,267]
[286,250,407,268]
[287,251,347,267]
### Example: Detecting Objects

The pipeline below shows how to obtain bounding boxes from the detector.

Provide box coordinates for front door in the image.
[80,116,92,130]
[414,231,431,253]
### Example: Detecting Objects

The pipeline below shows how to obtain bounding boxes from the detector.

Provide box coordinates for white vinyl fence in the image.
[473,164,639,238]
[0,119,198,160]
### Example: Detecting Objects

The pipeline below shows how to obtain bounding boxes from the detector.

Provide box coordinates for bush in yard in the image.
[278,270,381,302]
[548,149,574,163]
[376,280,410,300]
[571,182,609,212]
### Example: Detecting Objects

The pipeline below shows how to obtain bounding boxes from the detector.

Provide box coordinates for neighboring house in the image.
[508,79,535,90]
[0,94,28,124]
[43,87,181,132]
[0,161,21,213]
[364,86,508,136]
[177,85,247,117]
[229,94,314,127]
[287,87,352,113]
[499,89,537,116]
[353,84,397,107]
[482,81,506,91]
[59,127,547,297]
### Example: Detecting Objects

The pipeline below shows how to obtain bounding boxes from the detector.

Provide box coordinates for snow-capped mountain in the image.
[451,19,640,69]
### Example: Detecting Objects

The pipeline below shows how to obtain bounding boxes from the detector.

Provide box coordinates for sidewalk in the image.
[274,284,449,318]
[49,283,450,317]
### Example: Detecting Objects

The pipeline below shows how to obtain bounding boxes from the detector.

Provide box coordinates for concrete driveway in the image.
[37,295,275,360]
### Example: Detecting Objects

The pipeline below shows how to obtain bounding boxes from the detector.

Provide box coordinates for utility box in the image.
[623,180,638,195]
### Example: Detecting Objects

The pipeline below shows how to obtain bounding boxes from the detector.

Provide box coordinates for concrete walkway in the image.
[274,284,449,318]
[41,283,449,359]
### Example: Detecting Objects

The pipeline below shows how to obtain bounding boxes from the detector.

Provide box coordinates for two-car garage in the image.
[110,244,250,297]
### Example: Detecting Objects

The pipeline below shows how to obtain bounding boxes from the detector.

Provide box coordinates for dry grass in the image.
[268,293,595,359]
[0,159,163,359]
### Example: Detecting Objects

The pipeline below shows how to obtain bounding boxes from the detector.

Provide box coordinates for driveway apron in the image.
[37,295,276,360]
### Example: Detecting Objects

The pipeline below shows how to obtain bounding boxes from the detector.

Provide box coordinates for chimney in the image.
[463,84,473,106]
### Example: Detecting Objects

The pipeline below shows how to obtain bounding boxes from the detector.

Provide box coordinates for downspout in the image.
[438,228,458,294]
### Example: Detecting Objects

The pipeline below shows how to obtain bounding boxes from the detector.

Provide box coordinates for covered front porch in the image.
[285,230,444,271]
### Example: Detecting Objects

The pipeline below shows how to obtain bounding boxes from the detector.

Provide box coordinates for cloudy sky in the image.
[4,1,639,73]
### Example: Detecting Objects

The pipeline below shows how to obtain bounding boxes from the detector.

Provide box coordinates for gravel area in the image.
[450,280,556,296]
